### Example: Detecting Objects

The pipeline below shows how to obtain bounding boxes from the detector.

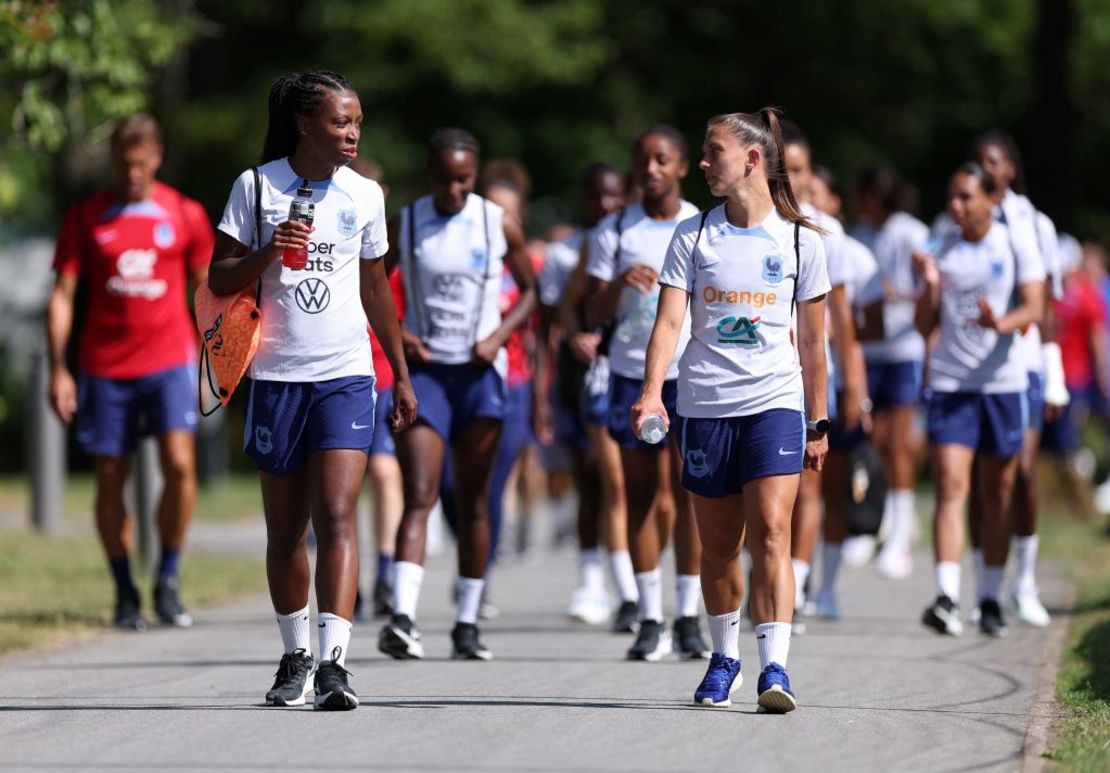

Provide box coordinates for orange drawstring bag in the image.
[194,167,264,415]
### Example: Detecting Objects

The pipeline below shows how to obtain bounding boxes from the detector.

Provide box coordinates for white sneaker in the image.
[567,588,611,625]
[1012,592,1051,627]
[841,535,877,568]
[875,545,913,579]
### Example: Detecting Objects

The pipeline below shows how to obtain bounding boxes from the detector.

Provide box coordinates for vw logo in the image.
[295,277,331,314]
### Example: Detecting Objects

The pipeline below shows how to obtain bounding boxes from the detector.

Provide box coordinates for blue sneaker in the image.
[756,663,797,713]
[693,653,743,707]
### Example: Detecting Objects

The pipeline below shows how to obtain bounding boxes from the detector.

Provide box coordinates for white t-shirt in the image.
[538,230,583,308]
[399,193,508,369]
[1002,194,1060,374]
[659,205,831,418]
[586,201,700,380]
[928,222,1046,394]
[217,158,387,382]
[861,211,929,364]
[845,235,881,308]
[802,203,848,389]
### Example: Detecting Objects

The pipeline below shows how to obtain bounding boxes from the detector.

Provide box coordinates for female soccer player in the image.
[915,162,1044,637]
[377,128,536,661]
[210,71,416,709]
[636,109,830,712]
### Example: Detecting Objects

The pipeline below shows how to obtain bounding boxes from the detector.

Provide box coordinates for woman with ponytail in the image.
[209,71,417,710]
[634,109,830,713]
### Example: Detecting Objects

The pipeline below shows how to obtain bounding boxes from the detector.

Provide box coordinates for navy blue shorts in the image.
[408,362,507,442]
[244,375,376,475]
[866,360,923,412]
[678,409,806,497]
[608,374,678,450]
[369,387,395,457]
[76,364,198,457]
[927,391,1027,458]
[1026,371,1045,434]
[583,357,611,427]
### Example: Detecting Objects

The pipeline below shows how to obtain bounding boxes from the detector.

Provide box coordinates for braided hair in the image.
[261,70,354,163]
[426,128,481,165]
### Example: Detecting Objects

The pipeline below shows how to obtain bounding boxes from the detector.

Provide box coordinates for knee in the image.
[315,508,357,547]
[267,523,307,556]
[753,523,791,562]
[700,541,738,568]
[404,475,440,512]
[161,451,195,487]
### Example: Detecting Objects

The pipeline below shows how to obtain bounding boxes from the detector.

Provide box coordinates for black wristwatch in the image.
[806,418,831,439]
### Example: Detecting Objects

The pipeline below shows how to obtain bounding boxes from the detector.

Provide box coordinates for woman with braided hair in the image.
[210,71,417,710]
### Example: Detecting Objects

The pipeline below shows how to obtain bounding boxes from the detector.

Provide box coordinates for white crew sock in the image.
[635,568,663,622]
[890,488,916,549]
[979,565,1005,603]
[935,561,961,601]
[676,575,701,618]
[392,561,425,620]
[754,622,792,670]
[456,577,485,625]
[579,548,606,595]
[791,559,811,609]
[276,604,312,656]
[819,543,842,598]
[1013,536,1039,598]
[317,612,352,666]
[708,609,742,660]
[879,492,895,541]
[609,550,639,603]
[971,548,985,597]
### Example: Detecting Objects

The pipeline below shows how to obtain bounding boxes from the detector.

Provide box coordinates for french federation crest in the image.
[153,222,176,249]
[762,254,784,285]
[990,259,1004,280]
[685,449,710,479]
[471,247,487,271]
[337,209,358,238]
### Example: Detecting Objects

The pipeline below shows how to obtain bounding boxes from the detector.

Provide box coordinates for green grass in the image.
[1039,512,1110,769]
[0,472,263,524]
[0,531,265,657]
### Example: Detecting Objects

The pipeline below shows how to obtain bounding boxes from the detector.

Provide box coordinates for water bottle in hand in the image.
[282,179,314,269]
[639,414,667,444]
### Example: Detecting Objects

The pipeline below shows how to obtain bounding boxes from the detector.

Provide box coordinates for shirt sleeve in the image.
[658,220,696,293]
[53,203,87,277]
[1035,212,1064,301]
[216,169,256,248]
[361,183,388,260]
[585,216,618,282]
[823,230,849,289]
[795,227,832,301]
[181,197,215,273]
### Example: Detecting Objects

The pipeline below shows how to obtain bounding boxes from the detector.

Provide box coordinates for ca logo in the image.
[295,278,331,314]
[716,316,762,346]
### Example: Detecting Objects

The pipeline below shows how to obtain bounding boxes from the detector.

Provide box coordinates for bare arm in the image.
[474,215,538,364]
[46,273,79,423]
[361,258,417,431]
[913,251,941,338]
[629,285,687,437]
[827,284,865,430]
[207,215,312,296]
[798,294,829,472]
[977,280,1044,336]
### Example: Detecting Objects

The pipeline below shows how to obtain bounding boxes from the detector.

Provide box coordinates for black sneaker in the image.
[378,614,424,659]
[113,588,147,631]
[612,600,640,634]
[372,579,393,618]
[673,616,711,659]
[922,594,964,636]
[313,649,359,711]
[265,648,314,707]
[451,622,493,660]
[979,598,1009,638]
[626,619,673,661]
[153,580,192,627]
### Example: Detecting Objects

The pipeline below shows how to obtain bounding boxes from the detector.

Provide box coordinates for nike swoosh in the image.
[778,448,799,456]
[730,620,739,626]
[756,634,767,639]
[351,421,372,430]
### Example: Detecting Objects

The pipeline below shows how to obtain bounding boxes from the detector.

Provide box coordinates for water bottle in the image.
[282,179,314,269]
[639,414,667,444]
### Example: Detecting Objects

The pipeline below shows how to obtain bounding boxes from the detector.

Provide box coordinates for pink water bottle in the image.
[282,180,314,269]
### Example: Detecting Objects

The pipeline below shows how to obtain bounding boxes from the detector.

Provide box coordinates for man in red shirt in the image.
[47,114,214,630]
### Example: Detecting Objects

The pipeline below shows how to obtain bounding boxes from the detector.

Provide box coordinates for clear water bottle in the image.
[282,179,314,269]
[639,414,667,444]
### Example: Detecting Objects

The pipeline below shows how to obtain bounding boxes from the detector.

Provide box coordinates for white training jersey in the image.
[586,201,699,381]
[538,229,583,308]
[928,221,1045,394]
[1002,193,1061,375]
[802,203,848,390]
[861,211,929,364]
[659,205,831,418]
[835,235,882,392]
[217,158,387,382]
[399,193,508,371]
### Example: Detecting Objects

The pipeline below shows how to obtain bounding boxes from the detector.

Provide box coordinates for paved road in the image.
[0,538,1065,773]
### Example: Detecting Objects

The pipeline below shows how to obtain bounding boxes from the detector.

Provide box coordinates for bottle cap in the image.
[297,179,312,198]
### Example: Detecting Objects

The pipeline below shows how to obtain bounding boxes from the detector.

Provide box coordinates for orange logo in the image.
[702,285,778,308]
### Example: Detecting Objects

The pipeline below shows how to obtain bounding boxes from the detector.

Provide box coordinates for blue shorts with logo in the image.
[244,375,376,475]
[866,360,923,411]
[1026,371,1045,434]
[583,356,611,427]
[76,364,198,457]
[608,374,678,451]
[678,409,806,498]
[409,362,507,442]
[927,391,1027,458]
[369,387,395,457]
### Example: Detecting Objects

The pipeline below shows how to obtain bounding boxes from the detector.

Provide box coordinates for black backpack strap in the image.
[403,202,427,340]
[792,221,801,317]
[693,210,710,254]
